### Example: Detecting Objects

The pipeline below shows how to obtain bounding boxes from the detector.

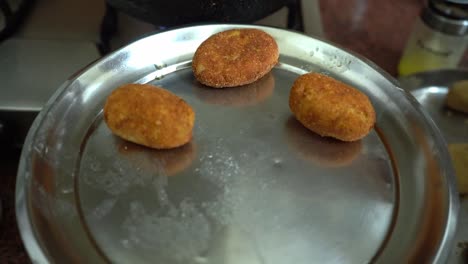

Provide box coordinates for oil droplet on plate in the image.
[154,74,165,80]
[154,63,167,70]
[121,239,130,248]
[193,256,208,263]
[273,158,283,168]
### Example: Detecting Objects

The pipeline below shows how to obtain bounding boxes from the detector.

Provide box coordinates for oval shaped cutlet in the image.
[192,28,279,88]
[446,80,468,114]
[104,84,195,149]
[289,73,376,142]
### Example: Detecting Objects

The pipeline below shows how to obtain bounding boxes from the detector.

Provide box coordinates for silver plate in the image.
[399,69,468,263]
[399,69,468,144]
[16,25,458,263]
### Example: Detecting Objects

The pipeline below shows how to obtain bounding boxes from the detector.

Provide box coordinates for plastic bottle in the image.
[398,0,468,76]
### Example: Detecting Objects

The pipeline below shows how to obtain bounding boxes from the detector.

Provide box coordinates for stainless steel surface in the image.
[445,0,468,4]
[16,24,457,263]
[399,69,468,263]
[432,0,468,20]
[423,1,468,35]
[399,69,468,143]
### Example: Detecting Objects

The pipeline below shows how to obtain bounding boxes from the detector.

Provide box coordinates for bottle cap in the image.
[445,0,468,4]
[423,0,468,35]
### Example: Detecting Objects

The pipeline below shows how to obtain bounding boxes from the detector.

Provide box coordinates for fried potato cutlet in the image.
[448,143,468,195]
[446,80,468,114]
[104,84,195,149]
[192,28,279,88]
[285,117,362,167]
[289,73,376,142]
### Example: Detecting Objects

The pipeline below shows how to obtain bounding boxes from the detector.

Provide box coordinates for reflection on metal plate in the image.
[400,69,468,263]
[16,25,457,264]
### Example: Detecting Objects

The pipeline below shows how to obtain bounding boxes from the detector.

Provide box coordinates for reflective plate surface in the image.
[399,69,468,144]
[400,69,468,263]
[16,25,458,264]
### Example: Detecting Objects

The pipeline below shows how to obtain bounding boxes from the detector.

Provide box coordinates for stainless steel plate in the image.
[16,25,458,263]
[399,69,468,263]
[399,69,468,144]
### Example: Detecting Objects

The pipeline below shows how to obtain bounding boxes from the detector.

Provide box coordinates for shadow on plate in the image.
[284,117,362,168]
[116,138,196,177]
[194,73,275,107]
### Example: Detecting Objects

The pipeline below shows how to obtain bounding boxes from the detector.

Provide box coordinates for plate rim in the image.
[15,23,459,263]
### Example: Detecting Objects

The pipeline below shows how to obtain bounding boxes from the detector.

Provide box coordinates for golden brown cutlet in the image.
[192,28,279,88]
[448,144,468,195]
[289,73,376,142]
[104,84,195,149]
[446,80,468,114]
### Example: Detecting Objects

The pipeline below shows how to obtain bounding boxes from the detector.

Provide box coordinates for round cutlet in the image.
[104,84,195,149]
[448,143,468,195]
[289,73,376,142]
[192,28,279,88]
[446,80,468,114]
